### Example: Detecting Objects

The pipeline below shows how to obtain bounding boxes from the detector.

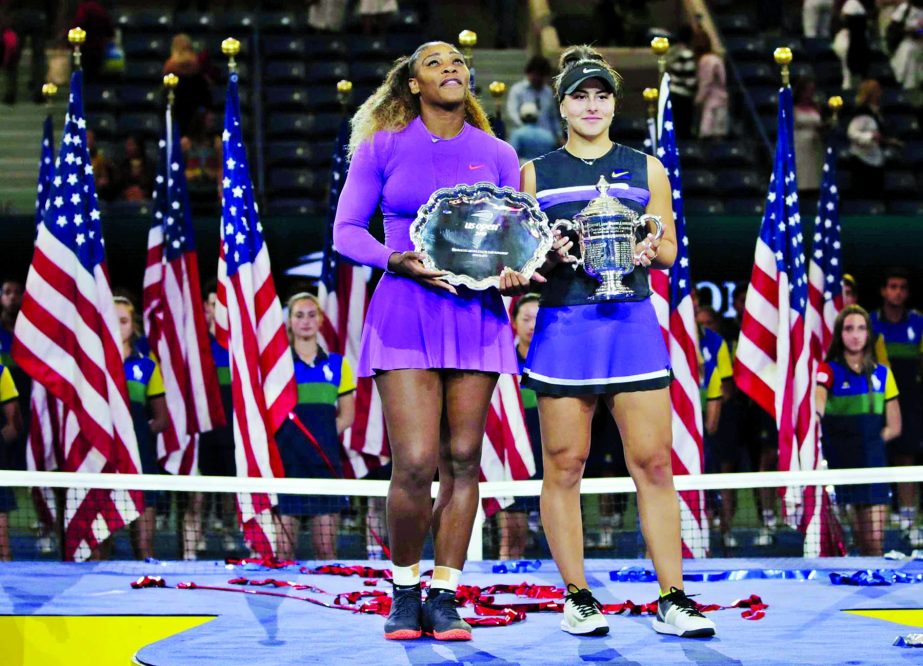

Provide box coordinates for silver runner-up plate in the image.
[410,182,553,290]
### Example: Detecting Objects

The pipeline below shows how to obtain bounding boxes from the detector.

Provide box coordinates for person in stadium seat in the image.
[69,0,114,83]
[870,267,923,547]
[693,30,728,139]
[114,135,154,202]
[0,359,23,561]
[506,56,563,145]
[333,40,535,642]
[496,294,543,561]
[666,25,697,141]
[274,293,355,562]
[519,45,715,639]
[817,305,901,555]
[163,34,213,137]
[115,296,169,561]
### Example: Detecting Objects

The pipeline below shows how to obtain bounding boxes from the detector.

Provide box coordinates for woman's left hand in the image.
[498,266,546,295]
[633,233,660,267]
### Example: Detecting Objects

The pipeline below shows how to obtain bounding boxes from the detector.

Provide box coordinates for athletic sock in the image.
[430,566,462,592]
[392,562,420,587]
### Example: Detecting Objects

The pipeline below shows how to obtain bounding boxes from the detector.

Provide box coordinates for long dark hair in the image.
[552,45,623,108]
[825,304,878,412]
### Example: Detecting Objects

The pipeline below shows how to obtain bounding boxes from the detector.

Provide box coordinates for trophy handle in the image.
[552,219,583,269]
[636,214,664,242]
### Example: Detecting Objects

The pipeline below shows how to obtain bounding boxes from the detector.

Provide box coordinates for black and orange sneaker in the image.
[384,583,422,640]
[422,588,472,641]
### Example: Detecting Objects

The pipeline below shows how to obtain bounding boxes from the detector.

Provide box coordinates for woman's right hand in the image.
[542,225,578,271]
[387,251,458,295]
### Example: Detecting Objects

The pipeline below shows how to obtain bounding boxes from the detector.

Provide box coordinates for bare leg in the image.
[311,514,339,560]
[607,388,683,592]
[183,492,204,560]
[719,461,737,538]
[855,504,886,556]
[758,446,779,524]
[432,371,498,569]
[0,513,10,561]
[137,507,156,560]
[278,515,299,560]
[538,395,596,589]
[497,510,528,560]
[376,370,443,567]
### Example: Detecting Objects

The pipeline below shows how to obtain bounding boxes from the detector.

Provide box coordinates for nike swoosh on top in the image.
[582,68,600,74]
[611,170,629,179]
[468,164,485,170]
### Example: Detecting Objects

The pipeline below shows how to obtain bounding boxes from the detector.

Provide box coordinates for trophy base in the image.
[589,275,636,301]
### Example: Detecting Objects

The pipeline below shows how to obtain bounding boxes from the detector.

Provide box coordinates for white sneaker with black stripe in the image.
[652,587,716,638]
[560,584,609,636]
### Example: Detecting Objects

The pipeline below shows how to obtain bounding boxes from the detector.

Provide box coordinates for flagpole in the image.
[488,80,506,117]
[41,82,57,109]
[651,36,669,85]
[827,94,843,126]
[774,46,792,88]
[336,79,353,113]
[459,29,477,92]
[222,37,240,73]
[163,73,178,177]
[68,27,85,70]
[643,86,659,153]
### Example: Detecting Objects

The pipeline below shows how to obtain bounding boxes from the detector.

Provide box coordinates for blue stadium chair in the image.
[887,200,923,215]
[87,113,118,140]
[867,61,897,86]
[123,36,169,59]
[812,61,843,87]
[258,11,299,33]
[264,61,307,84]
[737,63,776,86]
[117,113,160,140]
[263,36,306,58]
[888,114,920,139]
[265,198,322,216]
[724,35,765,62]
[104,200,153,216]
[350,61,391,84]
[305,61,350,83]
[264,86,311,112]
[751,87,779,115]
[84,85,120,112]
[723,198,765,215]
[386,34,420,56]
[267,141,335,167]
[390,9,421,33]
[676,142,707,168]
[216,11,256,32]
[707,141,757,167]
[682,170,719,196]
[790,63,816,83]
[304,86,341,112]
[716,13,755,35]
[119,85,160,112]
[174,11,216,34]
[350,38,394,61]
[882,89,914,113]
[883,171,918,199]
[304,36,348,60]
[123,59,163,82]
[684,198,726,215]
[715,169,763,196]
[115,10,171,34]
[840,199,886,215]
[268,168,323,194]
[266,113,340,139]
[897,140,923,167]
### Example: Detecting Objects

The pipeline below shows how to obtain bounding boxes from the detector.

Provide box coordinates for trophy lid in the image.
[576,176,634,219]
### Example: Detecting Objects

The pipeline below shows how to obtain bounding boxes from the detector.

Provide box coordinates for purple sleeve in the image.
[333,135,396,271]
[496,139,521,190]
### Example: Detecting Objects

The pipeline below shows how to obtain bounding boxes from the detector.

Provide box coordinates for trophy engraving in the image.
[553,176,664,301]
[410,182,553,290]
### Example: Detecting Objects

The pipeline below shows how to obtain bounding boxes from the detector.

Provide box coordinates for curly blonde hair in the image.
[348,41,494,158]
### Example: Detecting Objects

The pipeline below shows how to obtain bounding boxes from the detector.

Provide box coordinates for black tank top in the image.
[532,143,652,306]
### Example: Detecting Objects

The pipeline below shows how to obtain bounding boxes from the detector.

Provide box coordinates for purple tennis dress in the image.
[333,117,520,377]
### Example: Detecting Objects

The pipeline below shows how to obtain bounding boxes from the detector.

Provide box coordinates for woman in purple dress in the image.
[333,41,537,642]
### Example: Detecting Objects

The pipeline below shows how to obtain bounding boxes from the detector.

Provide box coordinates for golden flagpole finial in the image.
[336,79,353,110]
[163,73,179,107]
[222,37,241,73]
[458,30,477,69]
[68,27,86,69]
[651,37,670,81]
[488,81,506,114]
[41,82,58,103]
[643,86,659,115]
[773,47,793,87]
[828,95,844,125]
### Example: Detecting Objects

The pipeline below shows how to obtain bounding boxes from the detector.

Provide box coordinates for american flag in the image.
[12,69,143,561]
[648,74,708,558]
[142,101,225,475]
[27,111,63,528]
[317,116,389,478]
[215,70,297,557]
[804,141,845,556]
[733,85,819,555]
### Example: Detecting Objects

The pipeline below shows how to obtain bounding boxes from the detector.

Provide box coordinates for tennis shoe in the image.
[422,588,472,640]
[560,584,609,635]
[384,583,422,640]
[652,587,716,638]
